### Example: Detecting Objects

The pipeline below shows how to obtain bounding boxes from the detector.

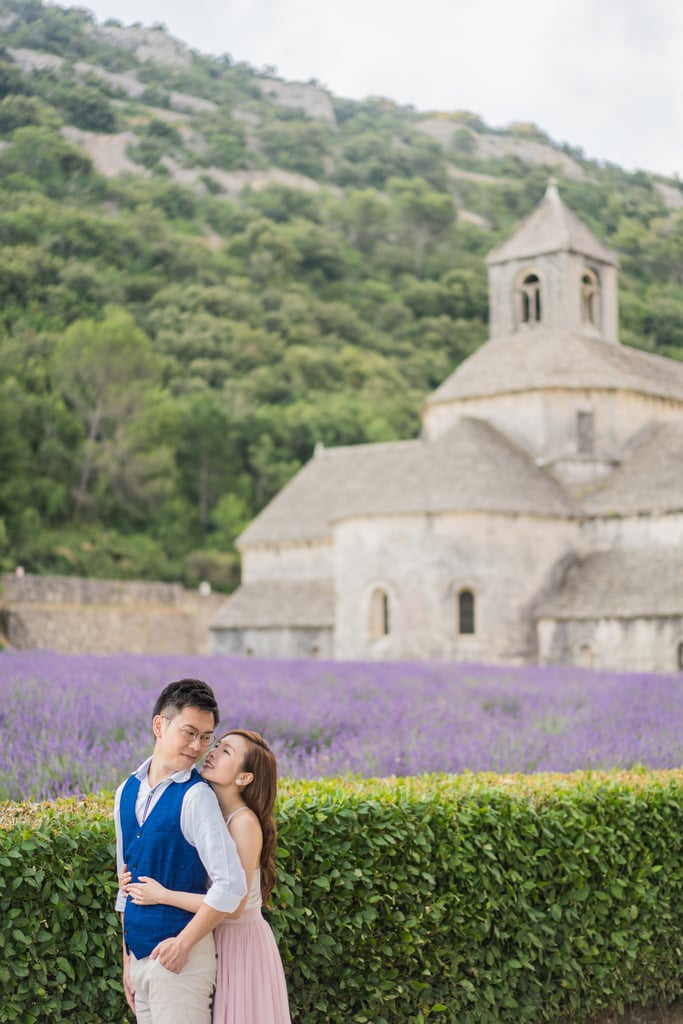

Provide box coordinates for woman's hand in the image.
[127,876,169,906]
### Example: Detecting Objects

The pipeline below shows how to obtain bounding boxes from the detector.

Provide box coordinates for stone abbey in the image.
[212,184,683,672]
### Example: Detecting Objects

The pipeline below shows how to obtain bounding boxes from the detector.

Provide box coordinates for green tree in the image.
[0,244,61,309]
[173,391,245,532]
[388,177,456,277]
[63,85,118,132]
[211,492,250,547]
[52,307,163,517]
[0,59,31,99]
[202,115,246,170]
[0,94,61,134]
[335,189,390,255]
[0,377,32,531]
[281,222,350,282]
[257,117,331,179]
[440,267,489,319]
[227,218,301,283]
[645,212,683,284]
[244,184,322,224]
[0,515,9,570]
[643,295,683,350]
[333,130,404,189]
[0,125,93,197]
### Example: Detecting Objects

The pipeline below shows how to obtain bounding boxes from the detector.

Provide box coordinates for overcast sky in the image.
[75,0,683,179]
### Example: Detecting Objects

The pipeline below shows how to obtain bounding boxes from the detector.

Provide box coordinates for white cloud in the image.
[73,0,682,176]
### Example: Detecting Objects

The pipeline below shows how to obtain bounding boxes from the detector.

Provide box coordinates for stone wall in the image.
[423,387,682,468]
[332,511,578,662]
[0,573,225,655]
[210,625,333,659]
[537,614,683,673]
[241,537,334,582]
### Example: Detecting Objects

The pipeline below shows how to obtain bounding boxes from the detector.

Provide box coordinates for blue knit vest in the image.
[120,770,209,959]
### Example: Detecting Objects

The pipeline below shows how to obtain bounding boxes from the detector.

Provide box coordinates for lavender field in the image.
[1,650,683,801]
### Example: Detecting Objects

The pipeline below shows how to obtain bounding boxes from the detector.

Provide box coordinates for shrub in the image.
[0,95,61,134]
[3,771,683,1022]
[62,85,118,133]
[0,796,120,1022]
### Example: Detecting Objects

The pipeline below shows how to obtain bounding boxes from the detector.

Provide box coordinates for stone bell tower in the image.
[486,181,620,344]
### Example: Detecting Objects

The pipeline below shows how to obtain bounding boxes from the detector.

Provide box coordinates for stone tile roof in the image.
[538,549,683,619]
[210,579,334,629]
[238,418,572,547]
[238,438,421,546]
[425,330,683,407]
[579,422,683,515]
[487,182,618,266]
[332,417,572,519]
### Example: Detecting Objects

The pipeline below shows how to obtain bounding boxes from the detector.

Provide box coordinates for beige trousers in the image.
[129,932,217,1024]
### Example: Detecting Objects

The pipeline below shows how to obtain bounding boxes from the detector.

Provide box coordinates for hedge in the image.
[2,771,683,1023]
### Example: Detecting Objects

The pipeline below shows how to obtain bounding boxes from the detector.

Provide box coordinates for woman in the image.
[121,730,291,1024]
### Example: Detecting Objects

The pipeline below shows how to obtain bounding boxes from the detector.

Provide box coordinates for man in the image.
[114,678,247,1024]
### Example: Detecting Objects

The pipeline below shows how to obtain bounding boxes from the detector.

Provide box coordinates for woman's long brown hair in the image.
[225,729,278,906]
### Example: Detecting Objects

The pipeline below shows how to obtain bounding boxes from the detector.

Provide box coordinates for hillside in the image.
[0,0,682,590]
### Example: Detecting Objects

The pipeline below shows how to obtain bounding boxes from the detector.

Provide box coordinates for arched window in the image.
[370,588,390,640]
[581,268,600,327]
[520,273,542,325]
[579,644,593,668]
[678,642,683,671]
[458,589,475,635]
[577,410,594,455]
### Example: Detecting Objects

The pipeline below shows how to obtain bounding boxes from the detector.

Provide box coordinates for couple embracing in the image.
[114,677,291,1024]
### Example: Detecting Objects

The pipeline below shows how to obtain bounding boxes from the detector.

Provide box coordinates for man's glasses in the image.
[161,715,215,747]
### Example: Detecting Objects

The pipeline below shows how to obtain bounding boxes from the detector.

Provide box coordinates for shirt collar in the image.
[133,755,194,789]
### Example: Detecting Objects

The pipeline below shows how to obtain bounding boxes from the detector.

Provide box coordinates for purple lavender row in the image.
[1,650,682,801]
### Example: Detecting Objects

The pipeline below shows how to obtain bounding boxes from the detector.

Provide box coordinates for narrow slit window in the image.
[370,588,390,639]
[458,589,475,635]
[577,410,594,455]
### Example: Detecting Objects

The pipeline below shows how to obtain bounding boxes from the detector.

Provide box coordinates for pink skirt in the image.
[212,908,292,1024]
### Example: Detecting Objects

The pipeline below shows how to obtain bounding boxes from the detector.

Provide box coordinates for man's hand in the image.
[123,954,136,1012]
[150,935,190,974]
[118,862,131,894]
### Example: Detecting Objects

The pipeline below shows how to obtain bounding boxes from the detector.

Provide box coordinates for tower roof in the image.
[424,329,683,408]
[486,182,618,267]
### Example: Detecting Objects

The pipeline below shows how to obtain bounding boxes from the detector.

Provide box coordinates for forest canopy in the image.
[0,0,682,589]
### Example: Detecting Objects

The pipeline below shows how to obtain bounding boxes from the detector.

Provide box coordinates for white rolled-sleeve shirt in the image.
[114,756,246,915]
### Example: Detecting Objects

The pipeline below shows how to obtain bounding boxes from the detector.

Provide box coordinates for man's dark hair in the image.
[152,679,220,725]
